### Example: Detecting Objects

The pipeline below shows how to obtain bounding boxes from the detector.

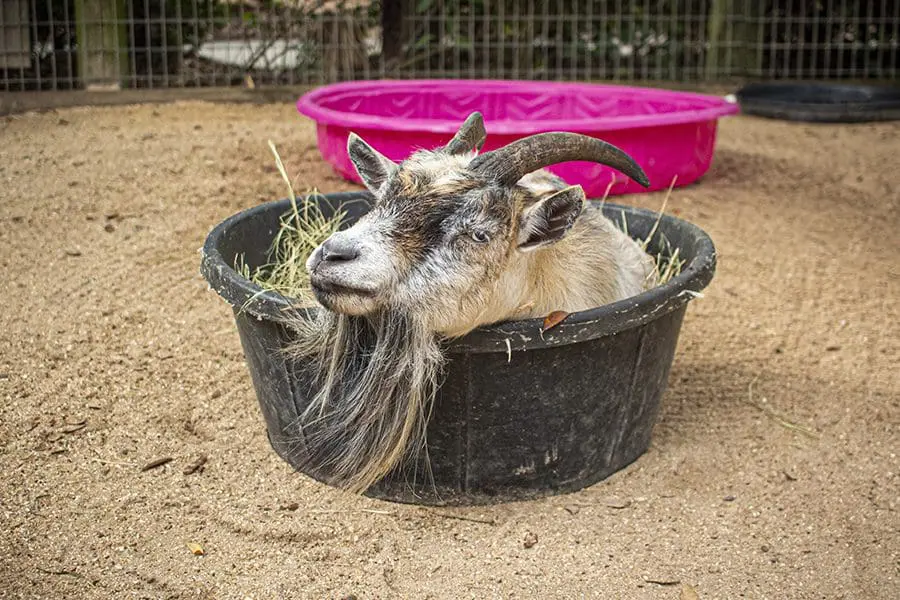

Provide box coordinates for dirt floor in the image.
[0,100,897,600]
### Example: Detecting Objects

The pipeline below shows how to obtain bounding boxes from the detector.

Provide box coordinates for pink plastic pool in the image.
[297,79,740,197]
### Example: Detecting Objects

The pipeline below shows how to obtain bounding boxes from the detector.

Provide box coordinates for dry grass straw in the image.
[608,175,686,287]
[235,140,347,305]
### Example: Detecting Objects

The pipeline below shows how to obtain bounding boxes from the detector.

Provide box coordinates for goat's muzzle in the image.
[307,235,380,314]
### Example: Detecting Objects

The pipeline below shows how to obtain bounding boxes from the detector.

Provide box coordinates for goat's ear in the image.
[516,185,585,252]
[347,132,397,193]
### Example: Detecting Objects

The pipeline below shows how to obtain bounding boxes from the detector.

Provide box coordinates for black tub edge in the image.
[734,82,900,123]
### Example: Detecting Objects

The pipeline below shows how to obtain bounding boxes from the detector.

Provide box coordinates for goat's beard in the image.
[282,306,445,495]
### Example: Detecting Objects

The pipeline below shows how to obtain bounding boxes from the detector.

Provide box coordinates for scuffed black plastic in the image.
[735,82,900,123]
[200,191,717,506]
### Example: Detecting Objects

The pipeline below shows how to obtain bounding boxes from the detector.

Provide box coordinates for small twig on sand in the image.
[37,567,83,579]
[140,457,174,472]
[745,376,820,439]
[644,577,680,586]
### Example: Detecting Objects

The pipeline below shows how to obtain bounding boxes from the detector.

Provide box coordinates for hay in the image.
[611,176,687,287]
[234,141,347,304]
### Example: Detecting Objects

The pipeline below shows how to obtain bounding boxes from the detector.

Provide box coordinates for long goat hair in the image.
[283,307,445,494]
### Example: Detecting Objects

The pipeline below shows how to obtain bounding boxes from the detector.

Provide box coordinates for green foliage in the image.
[393,0,899,81]
[759,0,899,78]
[395,1,709,80]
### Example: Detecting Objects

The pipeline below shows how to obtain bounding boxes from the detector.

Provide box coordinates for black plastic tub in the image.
[200,191,716,506]
[734,82,900,123]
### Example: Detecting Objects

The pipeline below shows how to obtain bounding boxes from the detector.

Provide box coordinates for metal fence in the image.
[2,1,898,92]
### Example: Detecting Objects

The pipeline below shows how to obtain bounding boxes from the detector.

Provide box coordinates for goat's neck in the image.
[464,209,654,336]
[505,227,619,315]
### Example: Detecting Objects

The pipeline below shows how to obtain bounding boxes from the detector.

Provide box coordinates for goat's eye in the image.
[469,230,490,244]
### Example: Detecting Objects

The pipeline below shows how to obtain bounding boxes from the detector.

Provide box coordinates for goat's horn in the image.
[468,132,650,188]
[444,111,487,155]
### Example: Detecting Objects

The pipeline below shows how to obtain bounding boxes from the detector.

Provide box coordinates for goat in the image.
[286,112,657,494]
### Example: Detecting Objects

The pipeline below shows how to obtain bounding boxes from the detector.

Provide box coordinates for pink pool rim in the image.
[297,79,740,197]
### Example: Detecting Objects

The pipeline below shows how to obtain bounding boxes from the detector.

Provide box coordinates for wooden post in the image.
[730,0,764,78]
[1,0,31,71]
[705,0,729,80]
[74,0,129,90]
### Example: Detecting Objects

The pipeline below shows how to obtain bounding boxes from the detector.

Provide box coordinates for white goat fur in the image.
[399,150,658,338]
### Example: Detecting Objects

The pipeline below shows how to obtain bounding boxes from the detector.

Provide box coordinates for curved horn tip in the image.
[633,170,651,188]
[455,111,484,131]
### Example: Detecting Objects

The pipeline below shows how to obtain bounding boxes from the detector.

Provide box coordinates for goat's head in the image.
[305,112,650,334]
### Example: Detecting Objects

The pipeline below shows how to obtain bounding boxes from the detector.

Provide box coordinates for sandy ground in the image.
[0,100,898,600]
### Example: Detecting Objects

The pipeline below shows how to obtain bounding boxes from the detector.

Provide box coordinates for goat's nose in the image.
[320,236,360,262]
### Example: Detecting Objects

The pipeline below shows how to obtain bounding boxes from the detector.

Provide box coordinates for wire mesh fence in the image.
[2,1,898,92]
